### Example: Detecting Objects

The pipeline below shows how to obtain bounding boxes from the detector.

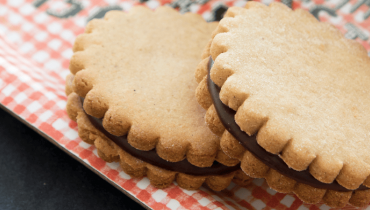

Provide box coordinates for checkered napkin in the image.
[1,0,370,209]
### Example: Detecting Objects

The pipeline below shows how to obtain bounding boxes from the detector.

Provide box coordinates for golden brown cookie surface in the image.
[205,1,370,189]
[195,1,370,207]
[202,57,370,207]
[69,6,236,167]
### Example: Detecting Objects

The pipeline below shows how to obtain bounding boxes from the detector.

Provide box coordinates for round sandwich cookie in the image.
[195,1,370,207]
[65,6,252,191]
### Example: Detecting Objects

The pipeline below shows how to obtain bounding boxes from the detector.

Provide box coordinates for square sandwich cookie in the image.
[65,6,252,191]
[195,1,370,207]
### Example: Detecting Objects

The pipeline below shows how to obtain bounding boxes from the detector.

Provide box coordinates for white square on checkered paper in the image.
[0,25,7,36]
[167,199,180,210]
[52,119,68,130]
[19,42,35,54]
[65,129,78,140]
[137,178,150,189]
[234,0,247,7]
[252,178,264,186]
[56,100,67,110]
[35,32,48,42]
[44,92,57,100]
[182,189,196,196]
[44,59,62,70]
[152,189,167,202]
[47,22,63,34]
[146,0,160,9]
[92,148,98,157]
[106,162,120,170]
[33,12,49,24]
[120,2,133,11]
[14,92,27,103]
[8,13,23,25]
[2,84,16,96]
[39,110,53,122]
[0,5,8,16]
[62,49,73,59]
[251,199,266,209]
[79,141,91,149]
[198,197,211,206]
[19,74,31,82]
[6,31,22,44]
[48,39,62,51]
[266,187,277,195]
[7,0,25,7]
[27,101,42,113]
[21,22,34,32]
[119,171,131,179]
[298,206,309,210]
[60,70,70,80]
[32,51,50,63]
[19,4,35,15]
[281,195,295,208]
[319,204,331,210]
[234,187,251,200]
[30,83,43,91]
[61,30,75,42]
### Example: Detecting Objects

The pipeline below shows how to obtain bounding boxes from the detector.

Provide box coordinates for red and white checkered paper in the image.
[1,0,370,209]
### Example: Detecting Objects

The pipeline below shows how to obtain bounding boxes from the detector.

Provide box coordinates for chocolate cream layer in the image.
[206,57,368,191]
[80,97,240,176]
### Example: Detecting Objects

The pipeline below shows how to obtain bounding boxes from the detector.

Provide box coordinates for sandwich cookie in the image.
[66,6,252,190]
[195,2,370,206]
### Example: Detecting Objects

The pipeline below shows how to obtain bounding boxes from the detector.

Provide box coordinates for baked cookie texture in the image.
[195,1,370,207]
[69,6,239,168]
[66,6,253,191]
[66,87,252,190]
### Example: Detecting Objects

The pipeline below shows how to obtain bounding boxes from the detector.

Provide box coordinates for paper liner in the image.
[2,0,370,209]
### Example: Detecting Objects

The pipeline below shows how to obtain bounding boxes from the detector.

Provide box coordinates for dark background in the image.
[0,108,145,210]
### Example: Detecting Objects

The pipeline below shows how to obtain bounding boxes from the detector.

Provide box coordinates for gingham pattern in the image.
[1,0,370,209]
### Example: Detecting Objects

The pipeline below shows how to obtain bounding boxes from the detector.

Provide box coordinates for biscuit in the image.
[67,6,251,190]
[69,6,242,167]
[195,2,370,207]
[66,90,252,190]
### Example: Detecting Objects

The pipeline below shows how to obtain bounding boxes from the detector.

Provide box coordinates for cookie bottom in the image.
[220,132,370,207]
[66,91,252,191]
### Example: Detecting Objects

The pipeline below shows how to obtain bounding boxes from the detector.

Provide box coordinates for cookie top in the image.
[69,6,221,167]
[208,2,370,189]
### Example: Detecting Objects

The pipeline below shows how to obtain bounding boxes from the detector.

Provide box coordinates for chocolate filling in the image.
[206,57,368,191]
[80,97,240,176]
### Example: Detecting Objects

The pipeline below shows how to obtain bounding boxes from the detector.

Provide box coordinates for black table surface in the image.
[0,107,145,210]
